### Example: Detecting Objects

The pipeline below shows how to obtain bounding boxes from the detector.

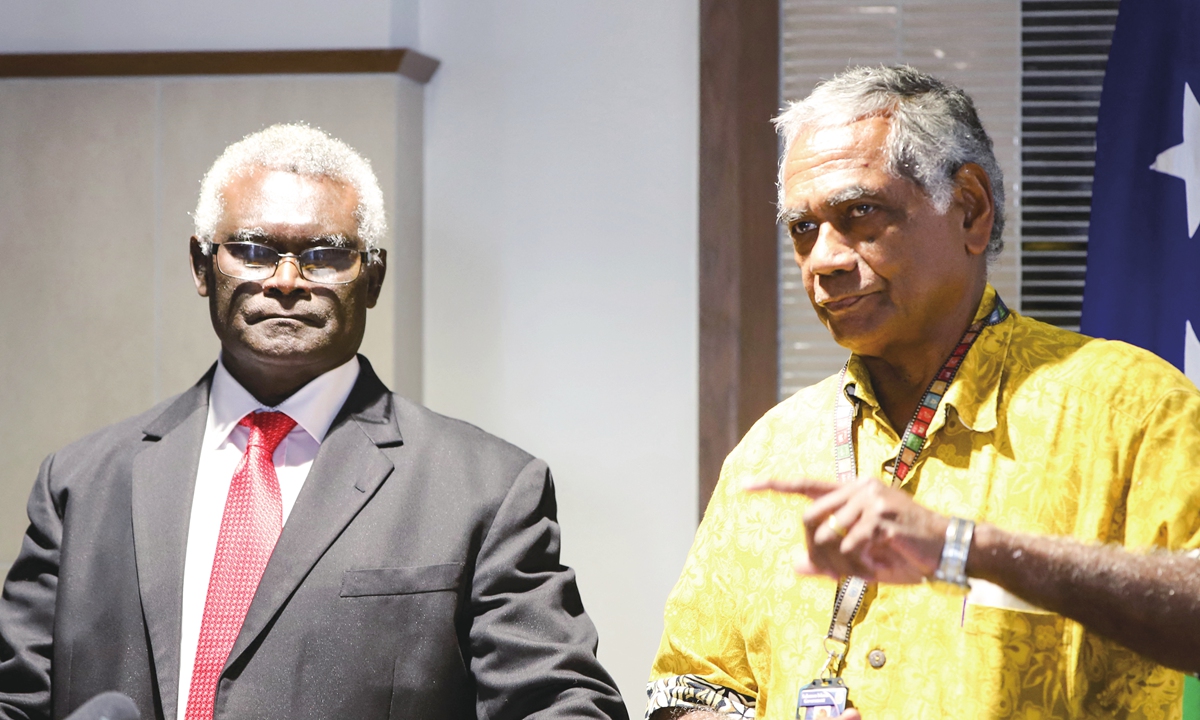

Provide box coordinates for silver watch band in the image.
[933,517,975,588]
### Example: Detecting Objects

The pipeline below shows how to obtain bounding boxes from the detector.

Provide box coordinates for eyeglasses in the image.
[212,241,370,285]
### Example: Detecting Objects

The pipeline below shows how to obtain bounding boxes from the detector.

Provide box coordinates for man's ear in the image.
[365,248,387,309]
[952,163,995,257]
[190,237,212,297]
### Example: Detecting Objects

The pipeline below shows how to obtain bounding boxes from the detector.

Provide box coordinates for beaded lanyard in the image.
[820,296,1009,676]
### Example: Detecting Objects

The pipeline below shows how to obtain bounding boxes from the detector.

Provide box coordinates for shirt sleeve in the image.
[1125,386,1200,551]
[646,383,833,720]
[646,443,770,719]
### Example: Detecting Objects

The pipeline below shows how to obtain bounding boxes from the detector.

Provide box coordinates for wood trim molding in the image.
[0,48,440,84]
[698,0,780,519]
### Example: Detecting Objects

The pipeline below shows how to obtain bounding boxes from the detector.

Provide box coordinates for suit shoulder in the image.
[29,388,206,504]
[48,392,189,469]
[389,394,536,474]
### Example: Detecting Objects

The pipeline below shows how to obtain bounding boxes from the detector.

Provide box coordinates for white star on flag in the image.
[1149,82,1200,238]
[1188,321,1200,387]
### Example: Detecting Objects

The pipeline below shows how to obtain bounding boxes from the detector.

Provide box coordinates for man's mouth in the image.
[247,312,322,327]
[819,293,870,312]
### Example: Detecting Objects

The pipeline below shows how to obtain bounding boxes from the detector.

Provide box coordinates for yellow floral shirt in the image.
[649,287,1200,720]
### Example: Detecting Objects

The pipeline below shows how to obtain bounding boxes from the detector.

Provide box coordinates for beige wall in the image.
[421,1,699,707]
[0,74,424,564]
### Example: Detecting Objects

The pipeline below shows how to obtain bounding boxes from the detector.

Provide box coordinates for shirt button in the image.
[868,649,887,669]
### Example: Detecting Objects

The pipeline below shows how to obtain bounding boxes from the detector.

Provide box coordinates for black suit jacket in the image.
[0,358,628,720]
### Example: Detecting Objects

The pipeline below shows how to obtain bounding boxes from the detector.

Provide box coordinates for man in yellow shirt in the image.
[648,66,1200,720]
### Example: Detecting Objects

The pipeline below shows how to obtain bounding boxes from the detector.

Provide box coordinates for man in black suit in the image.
[0,124,627,720]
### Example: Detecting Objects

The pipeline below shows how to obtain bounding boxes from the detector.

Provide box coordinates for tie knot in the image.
[238,411,298,453]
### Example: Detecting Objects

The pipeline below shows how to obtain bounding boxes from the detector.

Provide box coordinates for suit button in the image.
[868,649,886,669]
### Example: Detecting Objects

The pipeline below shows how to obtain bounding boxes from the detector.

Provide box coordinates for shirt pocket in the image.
[962,604,1072,718]
[339,563,464,597]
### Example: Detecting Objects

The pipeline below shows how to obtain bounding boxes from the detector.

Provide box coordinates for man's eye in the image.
[227,243,278,266]
[849,203,874,218]
[790,221,817,237]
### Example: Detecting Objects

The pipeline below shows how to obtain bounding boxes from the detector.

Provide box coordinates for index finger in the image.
[742,477,842,498]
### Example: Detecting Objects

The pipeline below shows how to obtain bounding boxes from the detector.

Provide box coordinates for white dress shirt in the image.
[176,356,360,720]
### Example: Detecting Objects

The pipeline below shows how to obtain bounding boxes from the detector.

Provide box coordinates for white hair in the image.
[774,65,1005,257]
[193,123,387,256]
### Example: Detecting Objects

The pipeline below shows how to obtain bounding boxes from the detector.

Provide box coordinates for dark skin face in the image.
[780,116,994,429]
[189,169,387,407]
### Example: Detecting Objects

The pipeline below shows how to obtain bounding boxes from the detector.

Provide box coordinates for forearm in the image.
[969,523,1200,673]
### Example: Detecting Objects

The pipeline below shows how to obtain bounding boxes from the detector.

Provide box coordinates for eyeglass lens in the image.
[216,242,363,284]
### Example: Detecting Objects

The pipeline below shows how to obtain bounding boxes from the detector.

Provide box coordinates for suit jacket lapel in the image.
[131,369,213,720]
[225,359,403,673]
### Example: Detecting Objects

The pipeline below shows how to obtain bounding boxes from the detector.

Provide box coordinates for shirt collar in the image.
[940,284,1013,433]
[841,284,1013,434]
[206,355,361,450]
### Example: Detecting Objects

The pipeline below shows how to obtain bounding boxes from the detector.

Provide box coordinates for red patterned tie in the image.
[185,411,297,720]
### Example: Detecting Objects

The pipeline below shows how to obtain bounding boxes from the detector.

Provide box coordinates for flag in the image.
[1081,0,1200,387]
[1081,3,1200,715]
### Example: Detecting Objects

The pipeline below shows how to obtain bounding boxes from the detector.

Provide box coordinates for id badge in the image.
[795,677,848,719]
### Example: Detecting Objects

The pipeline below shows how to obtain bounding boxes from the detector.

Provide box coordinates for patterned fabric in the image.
[646,675,756,718]
[866,298,1008,484]
[649,285,1200,720]
[185,411,296,720]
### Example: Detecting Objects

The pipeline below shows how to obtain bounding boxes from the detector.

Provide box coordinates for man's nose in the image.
[805,223,857,276]
[261,256,306,294]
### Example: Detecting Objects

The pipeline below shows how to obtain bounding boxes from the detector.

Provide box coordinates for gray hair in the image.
[193,123,387,255]
[774,65,1005,257]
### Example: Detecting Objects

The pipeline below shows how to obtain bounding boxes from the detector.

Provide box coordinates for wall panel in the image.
[421,0,699,709]
[0,79,159,560]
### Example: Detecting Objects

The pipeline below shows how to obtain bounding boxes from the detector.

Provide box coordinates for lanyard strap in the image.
[822,296,1009,676]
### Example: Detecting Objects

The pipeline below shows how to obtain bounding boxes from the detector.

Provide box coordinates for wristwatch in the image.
[929,516,975,594]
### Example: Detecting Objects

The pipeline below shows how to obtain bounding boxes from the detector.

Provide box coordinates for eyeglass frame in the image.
[207,238,376,285]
